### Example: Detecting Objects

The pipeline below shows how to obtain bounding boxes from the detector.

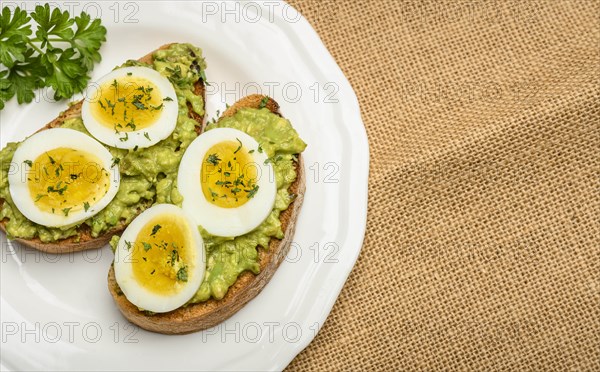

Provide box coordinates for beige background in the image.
[286,0,599,370]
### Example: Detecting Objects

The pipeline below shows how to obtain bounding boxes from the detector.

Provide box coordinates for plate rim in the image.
[267,2,370,369]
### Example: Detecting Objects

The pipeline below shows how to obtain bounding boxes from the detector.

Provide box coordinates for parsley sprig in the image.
[0,5,107,109]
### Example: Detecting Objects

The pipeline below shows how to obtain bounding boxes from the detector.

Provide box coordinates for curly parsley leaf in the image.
[0,49,45,108]
[30,5,74,46]
[0,6,106,109]
[0,7,31,67]
[71,12,106,70]
[6,64,37,103]
[43,47,88,100]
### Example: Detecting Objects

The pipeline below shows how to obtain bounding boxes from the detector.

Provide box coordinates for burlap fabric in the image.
[286,0,599,370]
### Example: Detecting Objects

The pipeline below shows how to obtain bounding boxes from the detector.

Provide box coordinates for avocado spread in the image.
[0,43,206,242]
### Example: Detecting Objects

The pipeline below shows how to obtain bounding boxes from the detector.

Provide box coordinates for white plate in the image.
[0,1,369,371]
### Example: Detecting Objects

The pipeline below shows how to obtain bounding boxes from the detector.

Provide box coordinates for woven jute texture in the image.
[286,0,599,370]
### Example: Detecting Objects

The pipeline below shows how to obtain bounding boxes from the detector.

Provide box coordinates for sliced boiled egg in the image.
[178,128,277,237]
[8,128,120,227]
[114,204,205,313]
[81,66,178,149]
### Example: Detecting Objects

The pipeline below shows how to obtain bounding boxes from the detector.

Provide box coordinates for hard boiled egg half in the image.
[8,128,120,227]
[178,128,277,237]
[114,204,205,313]
[81,66,178,149]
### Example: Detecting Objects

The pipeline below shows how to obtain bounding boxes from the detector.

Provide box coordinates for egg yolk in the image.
[27,148,111,215]
[130,215,194,295]
[91,76,164,132]
[200,140,259,208]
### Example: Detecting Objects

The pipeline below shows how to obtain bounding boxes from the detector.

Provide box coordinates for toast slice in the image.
[108,95,305,334]
[0,44,206,254]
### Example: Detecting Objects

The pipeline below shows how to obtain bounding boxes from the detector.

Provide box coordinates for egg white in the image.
[81,66,178,149]
[8,128,120,228]
[178,128,277,237]
[114,204,205,313]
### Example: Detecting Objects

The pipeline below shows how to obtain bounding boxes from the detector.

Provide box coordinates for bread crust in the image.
[0,43,206,253]
[108,95,306,334]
